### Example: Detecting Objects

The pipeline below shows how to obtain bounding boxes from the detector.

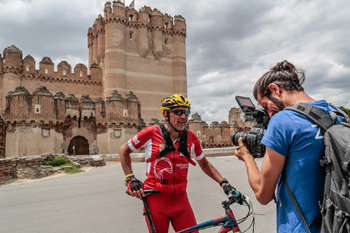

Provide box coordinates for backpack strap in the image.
[282,172,312,233]
[178,129,196,166]
[148,124,196,166]
[158,124,176,158]
[328,103,350,123]
[285,103,334,132]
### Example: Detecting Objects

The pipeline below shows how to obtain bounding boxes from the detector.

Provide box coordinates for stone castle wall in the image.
[3,86,142,157]
[188,109,256,148]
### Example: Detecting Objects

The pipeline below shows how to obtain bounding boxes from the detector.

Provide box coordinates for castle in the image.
[0,1,254,158]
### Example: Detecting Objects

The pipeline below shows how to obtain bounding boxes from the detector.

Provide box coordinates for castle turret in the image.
[54,92,65,122]
[188,113,204,140]
[74,63,87,79]
[210,121,221,145]
[57,61,71,77]
[32,86,55,122]
[80,95,95,119]
[137,7,150,57]
[0,53,3,73]
[87,27,94,74]
[150,9,163,60]
[172,15,187,96]
[96,14,105,64]
[95,97,105,124]
[2,45,23,115]
[39,57,54,76]
[220,121,231,146]
[5,86,31,121]
[23,55,36,76]
[103,0,127,97]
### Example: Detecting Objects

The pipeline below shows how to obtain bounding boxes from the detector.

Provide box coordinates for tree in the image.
[339,106,350,118]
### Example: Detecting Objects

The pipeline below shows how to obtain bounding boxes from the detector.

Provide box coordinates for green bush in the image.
[43,156,71,167]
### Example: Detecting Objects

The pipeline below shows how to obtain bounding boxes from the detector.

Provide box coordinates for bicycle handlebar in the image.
[125,189,160,196]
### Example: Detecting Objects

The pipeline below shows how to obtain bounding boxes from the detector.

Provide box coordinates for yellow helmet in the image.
[161,94,191,114]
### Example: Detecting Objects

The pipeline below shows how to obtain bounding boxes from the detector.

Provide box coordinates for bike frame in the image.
[176,200,241,233]
[128,189,248,233]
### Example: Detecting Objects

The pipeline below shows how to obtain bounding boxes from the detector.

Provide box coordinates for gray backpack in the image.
[285,103,350,233]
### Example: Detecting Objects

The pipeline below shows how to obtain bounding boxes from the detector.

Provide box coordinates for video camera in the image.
[231,96,270,158]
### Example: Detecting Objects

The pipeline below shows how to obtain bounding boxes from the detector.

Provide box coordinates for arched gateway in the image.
[68,136,89,155]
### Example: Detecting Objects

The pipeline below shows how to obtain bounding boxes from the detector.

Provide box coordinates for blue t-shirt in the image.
[261,100,340,233]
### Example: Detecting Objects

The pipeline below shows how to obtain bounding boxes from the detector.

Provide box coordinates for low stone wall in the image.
[103,146,238,162]
[0,153,106,184]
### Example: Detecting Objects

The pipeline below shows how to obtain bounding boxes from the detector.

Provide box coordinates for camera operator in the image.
[234,60,341,233]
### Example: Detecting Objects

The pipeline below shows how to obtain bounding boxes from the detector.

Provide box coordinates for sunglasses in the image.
[169,109,191,116]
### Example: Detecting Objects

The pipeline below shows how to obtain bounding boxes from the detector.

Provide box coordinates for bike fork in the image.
[143,197,157,233]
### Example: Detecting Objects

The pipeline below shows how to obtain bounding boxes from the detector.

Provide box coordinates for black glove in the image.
[223,183,236,195]
[220,178,234,195]
[126,176,143,193]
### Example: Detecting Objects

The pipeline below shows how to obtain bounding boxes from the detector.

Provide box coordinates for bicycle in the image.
[126,189,255,233]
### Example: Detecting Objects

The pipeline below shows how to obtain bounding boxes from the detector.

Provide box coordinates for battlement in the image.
[4,86,141,129]
[97,1,186,33]
[1,45,93,82]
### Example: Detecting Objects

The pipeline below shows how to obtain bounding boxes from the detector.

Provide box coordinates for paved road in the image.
[0,156,276,233]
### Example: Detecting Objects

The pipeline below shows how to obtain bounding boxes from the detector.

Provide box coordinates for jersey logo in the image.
[154,157,173,180]
[312,124,324,139]
[176,164,189,169]
[133,136,140,145]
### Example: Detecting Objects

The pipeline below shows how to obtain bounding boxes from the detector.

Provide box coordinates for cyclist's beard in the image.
[269,95,285,111]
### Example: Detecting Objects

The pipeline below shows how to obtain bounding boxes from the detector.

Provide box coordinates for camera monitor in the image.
[235,96,255,110]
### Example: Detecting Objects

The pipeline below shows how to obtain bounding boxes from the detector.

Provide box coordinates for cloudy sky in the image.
[1,0,349,124]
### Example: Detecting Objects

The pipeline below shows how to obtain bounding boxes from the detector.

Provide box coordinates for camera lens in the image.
[231,132,248,146]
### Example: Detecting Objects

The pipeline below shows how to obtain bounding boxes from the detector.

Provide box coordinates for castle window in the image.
[165,22,169,29]
[26,66,29,71]
[45,68,48,74]
[130,31,134,40]
[217,135,222,140]
[34,105,41,114]
[165,38,169,45]
[80,71,83,77]
[203,135,206,141]
[63,70,66,75]
[129,15,133,21]
[196,131,201,137]
[123,109,128,117]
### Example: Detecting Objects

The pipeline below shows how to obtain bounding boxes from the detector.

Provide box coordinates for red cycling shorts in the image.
[145,192,198,233]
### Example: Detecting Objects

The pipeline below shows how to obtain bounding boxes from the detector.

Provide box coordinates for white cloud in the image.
[1,0,350,124]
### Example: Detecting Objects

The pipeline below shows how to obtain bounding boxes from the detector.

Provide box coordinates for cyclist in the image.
[120,94,235,233]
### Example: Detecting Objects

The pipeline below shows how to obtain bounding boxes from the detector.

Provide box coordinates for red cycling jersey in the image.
[128,125,204,195]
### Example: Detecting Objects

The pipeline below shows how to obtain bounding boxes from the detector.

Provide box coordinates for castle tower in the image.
[150,9,163,60]
[87,27,94,73]
[137,7,150,57]
[2,45,23,115]
[96,14,106,65]
[103,1,127,98]
[172,15,187,95]
[86,1,188,124]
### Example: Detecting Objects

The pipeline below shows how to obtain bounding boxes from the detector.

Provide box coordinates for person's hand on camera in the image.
[126,175,145,199]
[234,138,251,161]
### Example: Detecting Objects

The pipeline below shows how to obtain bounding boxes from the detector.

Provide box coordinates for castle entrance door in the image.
[68,136,89,155]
